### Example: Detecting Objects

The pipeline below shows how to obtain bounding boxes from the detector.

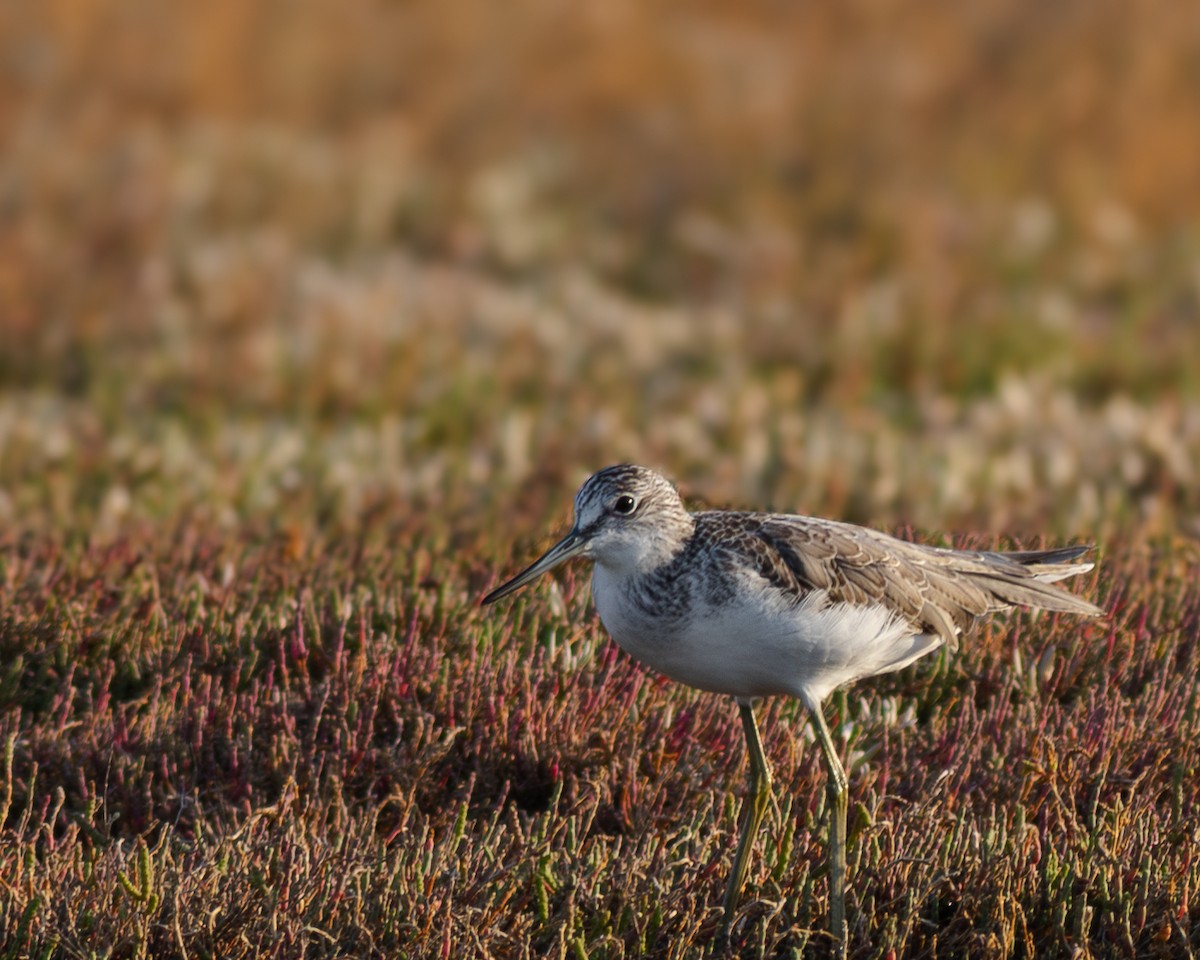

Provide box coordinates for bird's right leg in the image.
[807,699,849,948]
[722,698,773,926]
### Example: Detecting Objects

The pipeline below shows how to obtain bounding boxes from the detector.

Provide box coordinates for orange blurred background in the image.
[2,0,1199,534]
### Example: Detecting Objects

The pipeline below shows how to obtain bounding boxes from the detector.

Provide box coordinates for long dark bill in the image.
[481,530,586,604]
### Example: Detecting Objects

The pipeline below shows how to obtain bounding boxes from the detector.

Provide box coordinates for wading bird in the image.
[483,465,1102,945]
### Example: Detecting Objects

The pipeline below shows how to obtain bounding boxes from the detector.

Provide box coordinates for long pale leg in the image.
[722,699,773,925]
[807,700,849,946]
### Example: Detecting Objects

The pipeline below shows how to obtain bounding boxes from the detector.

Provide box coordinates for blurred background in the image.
[2,0,1199,544]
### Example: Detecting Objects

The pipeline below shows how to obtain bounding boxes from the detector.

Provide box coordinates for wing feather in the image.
[738,515,1101,644]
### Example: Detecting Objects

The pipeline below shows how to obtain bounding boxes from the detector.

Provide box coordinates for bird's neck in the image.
[597,512,695,578]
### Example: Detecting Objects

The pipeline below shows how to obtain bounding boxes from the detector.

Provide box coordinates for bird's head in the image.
[482,464,692,603]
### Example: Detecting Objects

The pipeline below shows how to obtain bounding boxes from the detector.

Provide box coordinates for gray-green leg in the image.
[808,702,849,949]
[722,699,773,927]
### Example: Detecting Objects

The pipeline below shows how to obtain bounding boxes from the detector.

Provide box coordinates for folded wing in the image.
[747,516,1102,649]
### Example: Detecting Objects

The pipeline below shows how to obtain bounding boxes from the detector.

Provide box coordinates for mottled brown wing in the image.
[747,515,1099,647]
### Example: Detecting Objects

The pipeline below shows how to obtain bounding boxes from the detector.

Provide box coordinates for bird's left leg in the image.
[722,698,773,926]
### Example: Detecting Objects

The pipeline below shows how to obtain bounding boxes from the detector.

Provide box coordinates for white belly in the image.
[591,564,942,706]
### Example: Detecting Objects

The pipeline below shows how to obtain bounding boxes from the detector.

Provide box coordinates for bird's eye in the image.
[612,495,638,516]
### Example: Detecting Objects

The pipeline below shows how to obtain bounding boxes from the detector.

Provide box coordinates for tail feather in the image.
[1026,561,1095,584]
[986,545,1092,566]
[971,544,1103,617]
